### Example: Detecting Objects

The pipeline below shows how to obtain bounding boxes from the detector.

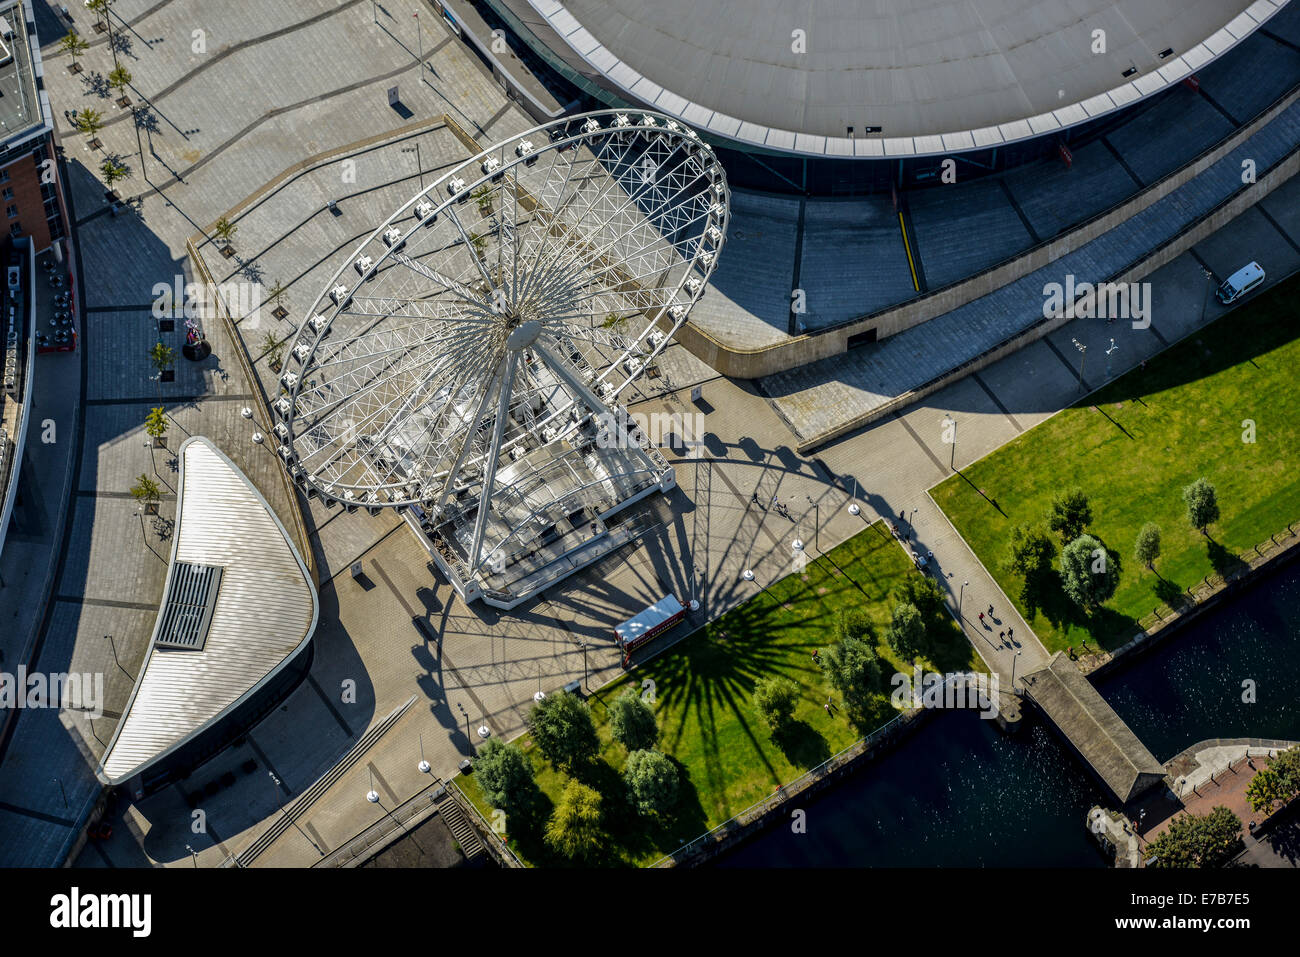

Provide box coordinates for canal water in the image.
[717,558,1300,867]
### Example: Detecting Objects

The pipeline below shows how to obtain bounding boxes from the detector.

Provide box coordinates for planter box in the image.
[116,96,131,109]
[145,502,158,515]
[93,22,106,34]
[152,435,167,449]
[158,319,175,333]
[88,138,102,151]
[272,306,289,320]
[69,63,83,75]
[220,246,235,259]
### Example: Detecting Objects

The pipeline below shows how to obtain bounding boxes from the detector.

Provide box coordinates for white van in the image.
[1216,261,1265,304]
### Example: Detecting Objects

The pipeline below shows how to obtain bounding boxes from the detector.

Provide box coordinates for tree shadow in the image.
[771,719,830,769]
[1207,540,1248,580]
[1153,575,1192,612]
[82,71,111,99]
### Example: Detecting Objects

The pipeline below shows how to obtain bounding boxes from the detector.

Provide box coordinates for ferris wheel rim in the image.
[274,109,729,509]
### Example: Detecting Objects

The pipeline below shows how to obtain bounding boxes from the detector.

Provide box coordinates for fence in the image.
[1073,521,1300,678]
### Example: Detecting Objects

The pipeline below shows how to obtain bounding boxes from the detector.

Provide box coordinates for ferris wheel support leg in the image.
[469,350,520,574]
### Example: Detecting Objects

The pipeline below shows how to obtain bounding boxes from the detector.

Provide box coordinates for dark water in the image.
[718,558,1300,867]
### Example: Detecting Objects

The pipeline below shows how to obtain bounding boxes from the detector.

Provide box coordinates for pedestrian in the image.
[900,509,905,521]
[978,612,985,624]
[1007,627,1014,640]
[988,604,994,616]
[999,631,1005,642]
[824,703,831,715]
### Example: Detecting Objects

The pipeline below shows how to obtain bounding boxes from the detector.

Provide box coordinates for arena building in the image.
[468,0,1288,193]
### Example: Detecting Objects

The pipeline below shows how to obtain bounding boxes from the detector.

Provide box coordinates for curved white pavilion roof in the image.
[98,437,318,785]
[520,0,1287,157]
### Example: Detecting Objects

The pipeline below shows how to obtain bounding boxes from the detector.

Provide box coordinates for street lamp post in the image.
[457,702,472,754]
[185,844,199,868]
[806,495,820,551]
[1071,337,1087,393]
[1105,337,1118,379]
[401,144,423,191]
[414,12,424,80]
[268,771,324,855]
[1200,266,1215,324]
[944,414,956,470]
[578,640,588,692]
[958,580,969,621]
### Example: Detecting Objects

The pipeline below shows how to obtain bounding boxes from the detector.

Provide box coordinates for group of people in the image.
[750,491,793,520]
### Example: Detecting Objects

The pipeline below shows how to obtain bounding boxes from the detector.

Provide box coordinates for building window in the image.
[2,188,12,201]
[5,205,16,220]
[0,169,9,184]
[9,223,21,237]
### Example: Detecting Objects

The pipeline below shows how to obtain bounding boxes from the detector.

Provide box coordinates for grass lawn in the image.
[932,276,1300,654]
[457,520,979,867]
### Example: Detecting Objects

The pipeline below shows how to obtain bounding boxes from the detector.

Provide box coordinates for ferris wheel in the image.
[272,110,728,588]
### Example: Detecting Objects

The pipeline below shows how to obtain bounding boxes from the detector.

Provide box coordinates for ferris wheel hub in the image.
[506,319,543,351]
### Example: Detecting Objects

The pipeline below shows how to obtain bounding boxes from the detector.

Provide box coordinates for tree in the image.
[1146,806,1242,868]
[1183,478,1220,536]
[752,676,798,731]
[1134,522,1161,573]
[1246,767,1285,814]
[544,779,602,859]
[623,749,679,816]
[1059,533,1119,610]
[1006,522,1057,610]
[526,692,598,770]
[144,406,167,442]
[74,108,104,143]
[108,65,133,97]
[212,216,238,250]
[267,279,289,313]
[1249,747,1300,812]
[59,31,89,68]
[85,0,111,26]
[885,602,926,662]
[893,573,946,624]
[148,341,175,375]
[1048,487,1092,544]
[129,474,161,509]
[100,157,128,191]
[1269,746,1300,796]
[820,613,882,726]
[473,738,534,813]
[262,331,284,372]
[608,689,658,752]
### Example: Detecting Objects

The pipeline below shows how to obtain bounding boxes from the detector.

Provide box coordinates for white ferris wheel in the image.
[273,110,729,603]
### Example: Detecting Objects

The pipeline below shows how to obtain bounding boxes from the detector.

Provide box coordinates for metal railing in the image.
[446,778,526,868]
[1134,521,1300,635]
[315,779,445,867]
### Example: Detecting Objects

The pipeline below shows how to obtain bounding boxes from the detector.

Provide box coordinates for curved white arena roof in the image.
[521,0,1288,157]
[98,438,318,785]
